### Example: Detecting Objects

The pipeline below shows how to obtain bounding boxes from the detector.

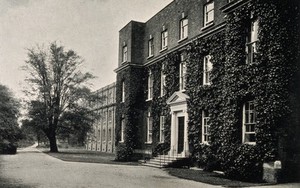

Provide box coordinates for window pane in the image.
[245,133,256,142]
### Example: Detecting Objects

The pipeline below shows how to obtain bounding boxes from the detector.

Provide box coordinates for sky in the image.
[0,0,173,100]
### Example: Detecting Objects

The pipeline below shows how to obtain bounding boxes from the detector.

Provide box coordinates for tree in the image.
[23,42,97,152]
[0,84,21,153]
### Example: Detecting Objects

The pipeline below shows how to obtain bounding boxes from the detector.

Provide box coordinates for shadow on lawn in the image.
[165,168,272,187]
[42,149,138,166]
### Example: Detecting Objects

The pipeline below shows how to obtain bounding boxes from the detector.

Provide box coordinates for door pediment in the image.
[166,91,190,106]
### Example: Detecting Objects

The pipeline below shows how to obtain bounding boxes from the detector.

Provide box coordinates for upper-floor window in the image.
[203,55,212,85]
[97,129,101,140]
[161,30,168,50]
[108,91,112,104]
[147,70,153,100]
[102,128,106,142]
[146,111,153,143]
[148,38,154,57]
[243,101,256,144]
[204,1,214,26]
[179,54,187,91]
[121,81,125,103]
[122,45,127,62]
[103,111,107,125]
[108,127,112,142]
[246,18,259,64]
[180,18,188,40]
[202,110,210,144]
[108,110,112,124]
[159,116,165,143]
[161,64,166,97]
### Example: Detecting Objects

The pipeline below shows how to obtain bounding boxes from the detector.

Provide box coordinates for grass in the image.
[42,148,138,166]
[41,147,272,187]
[165,168,271,187]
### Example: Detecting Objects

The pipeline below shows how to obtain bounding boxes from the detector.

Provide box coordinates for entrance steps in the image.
[140,154,190,168]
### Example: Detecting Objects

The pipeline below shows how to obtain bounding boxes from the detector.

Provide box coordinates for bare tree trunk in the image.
[48,131,58,152]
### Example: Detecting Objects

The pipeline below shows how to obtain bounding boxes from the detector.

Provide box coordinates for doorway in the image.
[177,116,184,154]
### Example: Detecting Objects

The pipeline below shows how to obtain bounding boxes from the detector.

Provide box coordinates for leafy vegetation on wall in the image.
[185,0,300,181]
[115,0,300,181]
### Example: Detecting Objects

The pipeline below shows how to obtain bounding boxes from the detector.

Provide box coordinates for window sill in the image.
[147,55,154,59]
[146,98,152,102]
[145,142,153,144]
[159,47,168,53]
[121,61,127,64]
[119,141,124,144]
[243,142,256,145]
[159,94,165,98]
[203,83,211,86]
[201,22,214,31]
[202,141,210,145]
[178,37,188,43]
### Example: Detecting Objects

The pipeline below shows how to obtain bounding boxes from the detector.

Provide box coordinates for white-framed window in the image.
[108,91,112,104]
[243,101,256,144]
[180,18,188,40]
[204,1,214,26]
[161,64,166,97]
[108,127,112,142]
[121,81,125,103]
[203,55,212,85]
[246,18,259,64]
[161,30,168,50]
[146,111,153,143]
[122,45,127,62]
[148,38,154,57]
[98,129,101,140]
[147,70,153,100]
[159,116,165,143]
[202,110,210,144]
[108,110,112,124]
[179,54,187,91]
[102,128,106,142]
[120,118,125,142]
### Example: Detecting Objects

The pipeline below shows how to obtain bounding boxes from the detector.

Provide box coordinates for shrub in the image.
[0,141,17,154]
[115,144,133,161]
[221,144,263,182]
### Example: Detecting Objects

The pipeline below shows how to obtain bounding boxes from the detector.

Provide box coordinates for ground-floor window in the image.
[120,118,125,142]
[243,101,256,144]
[146,111,153,143]
[202,110,210,144]
[159,116,165,143]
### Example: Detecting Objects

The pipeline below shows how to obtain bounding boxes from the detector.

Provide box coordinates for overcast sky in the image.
[0,0,173,100]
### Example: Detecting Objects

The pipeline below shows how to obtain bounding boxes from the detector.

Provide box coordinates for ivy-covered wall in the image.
[115,0,300,181]
[115,66,146,161]
[185,0,300,181]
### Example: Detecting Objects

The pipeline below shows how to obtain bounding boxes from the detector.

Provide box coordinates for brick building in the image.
[86,82,116,153]
[114,0,300,181]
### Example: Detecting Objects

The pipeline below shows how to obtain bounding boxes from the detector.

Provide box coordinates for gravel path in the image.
[0,145,218,188]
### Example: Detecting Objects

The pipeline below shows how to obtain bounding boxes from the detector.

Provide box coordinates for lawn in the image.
[42,148,138,166]
[42,148,270,187]
[166,168,271,187]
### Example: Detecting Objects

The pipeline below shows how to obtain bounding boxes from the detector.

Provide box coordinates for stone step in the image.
[146,160,169,166]
[152,158,175,163]
[142,162,164,168]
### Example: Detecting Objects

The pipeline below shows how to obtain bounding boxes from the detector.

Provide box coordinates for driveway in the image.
[0,145,218,188]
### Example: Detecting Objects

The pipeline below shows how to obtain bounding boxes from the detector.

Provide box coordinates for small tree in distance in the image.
[23,42,98,152]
